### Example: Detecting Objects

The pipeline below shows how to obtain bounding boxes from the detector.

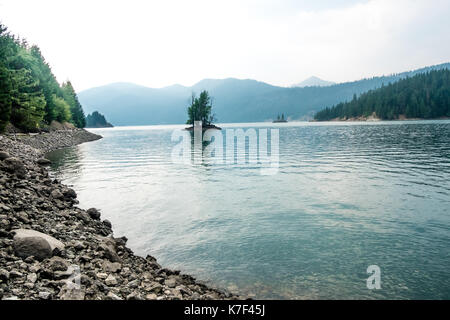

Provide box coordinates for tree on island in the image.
[186,91,217,126]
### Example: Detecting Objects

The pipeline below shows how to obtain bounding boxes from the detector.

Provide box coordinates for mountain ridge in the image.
[78,62,450,126]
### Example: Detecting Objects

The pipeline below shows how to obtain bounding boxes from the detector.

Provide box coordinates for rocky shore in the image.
[0,129,238,300]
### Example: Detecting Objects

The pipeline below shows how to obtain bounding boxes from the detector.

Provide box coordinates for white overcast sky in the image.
[1,0,449,91]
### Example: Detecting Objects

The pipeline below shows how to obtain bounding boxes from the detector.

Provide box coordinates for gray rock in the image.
[126,292,143,300]
[103,261,122,273]
[48,256,69,272]
[148,283,164,294]
[0,269,10,282]
[17,212,29,223]
[2,157,26,178]
[13,236,53,261]
[165,278,177,288]
[105,274,118,286]
[72,241,86,251]
[50,189,64,199]
[13,229,65,261]
[27,273,38,283]
[103,219,112,228]
[106,292,122,300]
[63,188,77,199]
[0,151,10,160]
[39,292,51,300]
[96,273,108,280]
[54,265,76,280]
[24,282,35,289]
[87,208,101,220]
[36,158,51,166]
[9,270,23,278]
[127,279,140,288]
[100,243,121,263]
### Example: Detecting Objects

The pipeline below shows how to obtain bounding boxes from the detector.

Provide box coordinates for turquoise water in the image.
[47,121,450,299]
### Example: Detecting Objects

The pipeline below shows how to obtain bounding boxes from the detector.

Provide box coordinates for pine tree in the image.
[0,25,13,132]
[9,68,46,131]
[62,81,86,128]
[186,91,215,125]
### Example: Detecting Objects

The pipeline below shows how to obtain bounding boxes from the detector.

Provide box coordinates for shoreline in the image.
[312,116,450,122]
[0,129,239,300]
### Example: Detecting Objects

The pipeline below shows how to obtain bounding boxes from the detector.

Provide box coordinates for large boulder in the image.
[36,158,51,166]
[2,157,27,178]
[100,243,121,263]
[0,151,10,161]
[50,189,64,199]
[13,229,65,261]
[63,188,77,199]
[99,237,121,263]
[13,236,52,261]
[87,208,101,220]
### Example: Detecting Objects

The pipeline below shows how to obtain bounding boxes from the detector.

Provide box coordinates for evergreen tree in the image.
[62,81,86,128]
[0,24,13,131]
[186,91,215,125]
[51,95,71,123]
[9,68,46,131]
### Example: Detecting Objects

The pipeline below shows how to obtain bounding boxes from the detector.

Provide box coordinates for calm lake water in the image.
[47,121,450,299]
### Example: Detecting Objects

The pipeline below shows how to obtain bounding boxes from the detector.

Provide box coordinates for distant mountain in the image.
[78,62,450,125]
[292,76,336,88]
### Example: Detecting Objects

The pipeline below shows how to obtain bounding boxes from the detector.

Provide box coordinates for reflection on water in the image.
[46,147,84,183]
[47,121,450,299]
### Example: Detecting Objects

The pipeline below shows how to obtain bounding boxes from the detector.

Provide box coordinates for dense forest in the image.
[0,23,85,132]
[314,69,450,121]
[85,111,113,128]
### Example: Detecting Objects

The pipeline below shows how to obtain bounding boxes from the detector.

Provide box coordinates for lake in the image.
[47,121,450,299]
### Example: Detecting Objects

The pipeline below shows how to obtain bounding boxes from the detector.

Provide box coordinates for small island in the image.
[85,111,114,128]
[273,113,288,123]
[185,91,221,131]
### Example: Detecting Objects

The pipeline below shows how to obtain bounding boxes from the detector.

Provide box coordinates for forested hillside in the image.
[0,24,85,132]
[314,69,450,121]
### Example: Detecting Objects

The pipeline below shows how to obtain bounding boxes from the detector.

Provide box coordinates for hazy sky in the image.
[1,0,449,91]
